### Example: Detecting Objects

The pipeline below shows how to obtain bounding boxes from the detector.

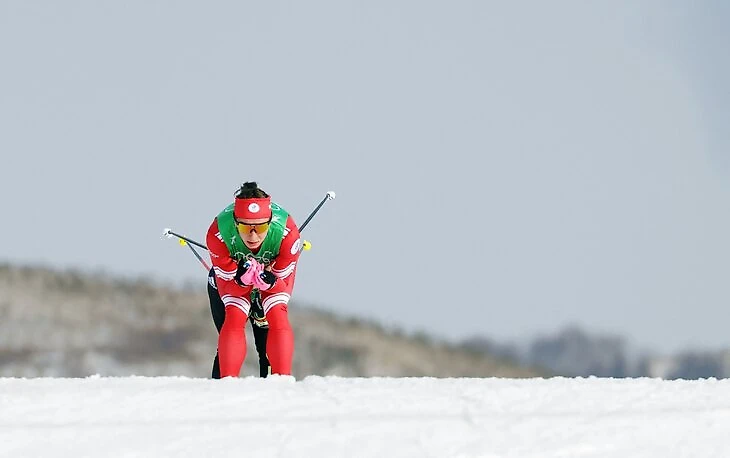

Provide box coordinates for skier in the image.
[206,181,301,377]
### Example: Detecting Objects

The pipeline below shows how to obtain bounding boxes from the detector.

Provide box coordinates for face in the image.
[235,217,271,250]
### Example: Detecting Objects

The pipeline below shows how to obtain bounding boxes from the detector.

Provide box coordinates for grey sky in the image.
[1,1,728,354]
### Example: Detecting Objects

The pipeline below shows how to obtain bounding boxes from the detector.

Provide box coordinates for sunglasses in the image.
[236,219,271,234]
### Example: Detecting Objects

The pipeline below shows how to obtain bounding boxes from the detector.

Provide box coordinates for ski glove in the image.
[253,270,278,291]
[234,258,264,287]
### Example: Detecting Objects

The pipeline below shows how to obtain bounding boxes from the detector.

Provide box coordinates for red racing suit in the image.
[206,214,301,376]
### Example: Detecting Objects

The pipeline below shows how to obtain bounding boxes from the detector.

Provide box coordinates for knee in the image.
[222,306,248,330]
[265,304,291,331]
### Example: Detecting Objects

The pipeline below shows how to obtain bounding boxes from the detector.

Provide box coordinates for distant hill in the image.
[460,326,730,380]
[0,263,542,379]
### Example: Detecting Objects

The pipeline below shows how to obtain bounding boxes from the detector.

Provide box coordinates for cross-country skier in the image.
[206,181,301,377]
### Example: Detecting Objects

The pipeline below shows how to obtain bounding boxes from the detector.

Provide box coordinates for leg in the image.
[207,270,226,379]
[260,291,294,375]
[251,321,270,377]
[209,270,269,378]
[210,269,251,378]
[249,293,270,377]
[218,306,248,377]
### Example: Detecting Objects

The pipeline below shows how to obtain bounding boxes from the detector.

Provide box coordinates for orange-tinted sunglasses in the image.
[236,219,271,234]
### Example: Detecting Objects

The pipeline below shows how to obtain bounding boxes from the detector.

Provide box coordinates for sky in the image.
[3,375,730,457]
[1,1,729,354]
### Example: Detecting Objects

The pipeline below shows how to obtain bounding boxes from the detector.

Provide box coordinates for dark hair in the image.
[234,181,269,199]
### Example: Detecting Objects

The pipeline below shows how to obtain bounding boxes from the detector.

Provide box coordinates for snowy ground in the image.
[2,376,729,457]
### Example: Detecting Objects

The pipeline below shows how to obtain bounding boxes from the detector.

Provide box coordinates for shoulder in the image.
[206,219,228,255]
[206,218,220,239]
[278,216,302,257]
[284,214,298,233]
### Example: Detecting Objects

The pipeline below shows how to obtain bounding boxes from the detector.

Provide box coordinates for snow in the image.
[2,375,729,457]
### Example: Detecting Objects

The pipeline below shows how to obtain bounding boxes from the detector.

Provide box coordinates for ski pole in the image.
[299,191,336,233]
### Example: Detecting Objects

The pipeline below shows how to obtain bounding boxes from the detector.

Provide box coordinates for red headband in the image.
[234,197,272,220]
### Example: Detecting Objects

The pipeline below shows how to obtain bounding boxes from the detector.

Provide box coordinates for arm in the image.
[206,219,253,315]
[265,215,302,296]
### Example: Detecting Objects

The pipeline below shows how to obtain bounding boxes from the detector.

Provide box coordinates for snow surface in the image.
[2,375,730,457]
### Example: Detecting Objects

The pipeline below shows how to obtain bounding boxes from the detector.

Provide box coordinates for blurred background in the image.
[2,1,729,379]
